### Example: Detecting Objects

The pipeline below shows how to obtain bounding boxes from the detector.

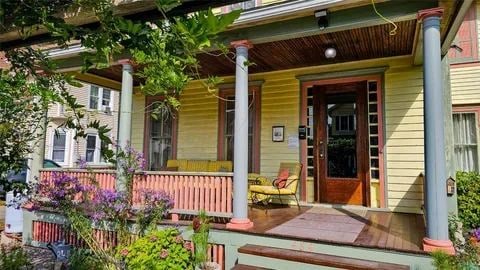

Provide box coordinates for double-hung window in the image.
[85,134,109,163]
[89,85,113,111]
[453,110,480,172]
[52,131,67,163]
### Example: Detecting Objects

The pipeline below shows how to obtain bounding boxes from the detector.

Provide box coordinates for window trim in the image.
[217,86,261,173]
[89,84,114,112]
[452,105,480,171]
[143,96,178,170]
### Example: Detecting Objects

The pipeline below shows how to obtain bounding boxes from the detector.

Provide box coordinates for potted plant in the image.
[192,210,219,270]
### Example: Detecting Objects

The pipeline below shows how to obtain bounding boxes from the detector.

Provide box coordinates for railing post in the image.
[227,40,254,230]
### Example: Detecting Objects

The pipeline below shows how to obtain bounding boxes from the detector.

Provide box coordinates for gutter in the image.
[441,0,474,56]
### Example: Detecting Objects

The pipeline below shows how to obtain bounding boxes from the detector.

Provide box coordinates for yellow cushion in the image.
[249,185,294,195]
[207,161,233,172]
[166,160,178,168]
[186,160,209,172]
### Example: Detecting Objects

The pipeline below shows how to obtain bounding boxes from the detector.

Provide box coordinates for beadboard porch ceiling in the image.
[87,19,417,85]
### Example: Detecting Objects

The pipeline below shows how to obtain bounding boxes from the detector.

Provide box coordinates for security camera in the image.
[314,10,328,30]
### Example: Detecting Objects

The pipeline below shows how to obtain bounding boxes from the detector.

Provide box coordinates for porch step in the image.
[231,264,271,270]
[237,244,410,270]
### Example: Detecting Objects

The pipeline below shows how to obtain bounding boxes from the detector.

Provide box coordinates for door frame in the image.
[313,82,368,205]
[300,74,385,207]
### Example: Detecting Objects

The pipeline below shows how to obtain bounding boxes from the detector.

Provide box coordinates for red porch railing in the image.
[39,169,233,219]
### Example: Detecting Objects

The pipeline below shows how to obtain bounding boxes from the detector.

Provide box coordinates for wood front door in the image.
[313,81,368,205]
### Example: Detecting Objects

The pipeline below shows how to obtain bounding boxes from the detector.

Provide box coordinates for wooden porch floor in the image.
[223,205,426,254]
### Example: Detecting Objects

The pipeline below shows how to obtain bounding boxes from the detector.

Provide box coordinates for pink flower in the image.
[183,242,193,251]
[175,235,183,243]
[149,235,158,242]
[159,249,169,259]
[120,248,129,256]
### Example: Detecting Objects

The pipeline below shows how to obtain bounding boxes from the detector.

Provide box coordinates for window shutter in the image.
[449,4,478,63]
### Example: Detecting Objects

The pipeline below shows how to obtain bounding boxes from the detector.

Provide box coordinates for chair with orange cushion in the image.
[249,162,302,210]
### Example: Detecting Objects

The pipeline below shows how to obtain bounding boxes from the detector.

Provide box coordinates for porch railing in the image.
[39,169,234,219]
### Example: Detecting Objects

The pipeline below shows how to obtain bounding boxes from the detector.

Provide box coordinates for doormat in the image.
[266,207,368,243]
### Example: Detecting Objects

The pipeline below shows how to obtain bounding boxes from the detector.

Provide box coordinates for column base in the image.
[226,218,254,230]
[423,237,455,255]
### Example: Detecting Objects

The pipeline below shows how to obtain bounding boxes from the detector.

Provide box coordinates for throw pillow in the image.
[275,169,289,189]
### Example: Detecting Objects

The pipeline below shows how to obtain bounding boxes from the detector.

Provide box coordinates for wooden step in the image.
[231,264,271,270]
[238,244,410,270]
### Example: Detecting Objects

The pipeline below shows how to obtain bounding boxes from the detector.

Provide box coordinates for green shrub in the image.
[118,228,193,270]
[456,171,480,230]
[68,248,105,270]
[0,244,32,270]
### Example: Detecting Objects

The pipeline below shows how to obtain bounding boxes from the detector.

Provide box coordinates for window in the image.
[218,87,260,173]
[89,85,113,111]
[145,98,177,170]
[335,115,355,132]
[52,131,66,162]
[229,0,256,10]
[86,135,97,162]
[453,110,479,172]
[149,108,174,170]
[448,3,478,63]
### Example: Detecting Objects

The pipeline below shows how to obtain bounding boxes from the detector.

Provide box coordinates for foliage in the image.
[0,0,240,192]
[457,171,480,230]
[68,248,105,270]
[432,215,480,269]
[191,209,211,268]
[118,228,193,270]
[0,244,33,270]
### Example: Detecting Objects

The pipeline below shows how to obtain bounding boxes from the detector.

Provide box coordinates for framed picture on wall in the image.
[272,126,284,142]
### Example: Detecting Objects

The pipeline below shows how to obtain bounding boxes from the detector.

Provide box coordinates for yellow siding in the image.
[384,67,424,213]
[177,83,218,160]
[451,65,480,105]
[131,93,145,152]
[132,56,426,213]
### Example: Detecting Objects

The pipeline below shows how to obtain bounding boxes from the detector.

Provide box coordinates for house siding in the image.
[130,56,425,213]
[451,1,480,105]
[45,81,119,167]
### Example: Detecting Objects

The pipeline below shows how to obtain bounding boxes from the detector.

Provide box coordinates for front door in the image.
[313,81,368,205]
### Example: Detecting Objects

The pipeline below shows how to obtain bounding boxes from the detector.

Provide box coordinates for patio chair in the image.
[249,162,302,211]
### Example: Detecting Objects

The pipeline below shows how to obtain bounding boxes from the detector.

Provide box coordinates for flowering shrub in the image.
[191,210,211,269]
[118,228,193,270]
[473,228,480,242]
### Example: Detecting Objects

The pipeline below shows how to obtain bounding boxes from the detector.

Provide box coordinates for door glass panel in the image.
[326,93,357,178]
[149,108,173,170]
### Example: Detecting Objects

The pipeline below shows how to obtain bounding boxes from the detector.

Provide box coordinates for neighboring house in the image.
[449,0,480,173]
[3,0,475,269]
[45,82,119,167]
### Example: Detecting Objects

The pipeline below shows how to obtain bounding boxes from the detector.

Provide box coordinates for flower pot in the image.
[195,262,220,270]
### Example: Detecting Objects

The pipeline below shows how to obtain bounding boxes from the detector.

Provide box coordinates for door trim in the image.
[300,74,385,208]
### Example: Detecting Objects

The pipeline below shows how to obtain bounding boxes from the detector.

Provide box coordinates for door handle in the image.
[319,140,325,159]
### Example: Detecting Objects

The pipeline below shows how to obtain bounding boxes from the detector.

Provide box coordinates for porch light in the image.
[325,47,337,59]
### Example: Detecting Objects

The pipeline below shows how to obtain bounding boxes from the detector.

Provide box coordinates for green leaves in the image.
[456,171,480,230]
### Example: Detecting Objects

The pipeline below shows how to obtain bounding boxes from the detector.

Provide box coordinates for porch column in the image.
[117,60,134,192]
[27,113,46,183]
[418,8,454,254]
[226,40,254,230]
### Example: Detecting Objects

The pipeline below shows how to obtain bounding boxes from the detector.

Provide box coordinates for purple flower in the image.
[473,228,480,241]
[78,158,88,169]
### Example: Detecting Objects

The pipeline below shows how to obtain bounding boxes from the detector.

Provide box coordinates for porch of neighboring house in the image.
[23,0,467,268]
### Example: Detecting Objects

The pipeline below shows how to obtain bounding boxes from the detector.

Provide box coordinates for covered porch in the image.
[29,0,467,257]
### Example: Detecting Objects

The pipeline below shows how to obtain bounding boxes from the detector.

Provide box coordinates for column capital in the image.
[231,40,253,49]
[417,7,444,22]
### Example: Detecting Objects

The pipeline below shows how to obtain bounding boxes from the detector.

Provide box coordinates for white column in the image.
[116,60,134,192]
[226,40,254,230]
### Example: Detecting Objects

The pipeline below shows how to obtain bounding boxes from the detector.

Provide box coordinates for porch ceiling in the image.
[197,20,417,77]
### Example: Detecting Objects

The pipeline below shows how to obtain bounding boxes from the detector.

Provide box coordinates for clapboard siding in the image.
[45,81,119,167]
[384,67,424,213]
[451,65,480,104]
[130,93,145,152]
[177,83,219,160]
